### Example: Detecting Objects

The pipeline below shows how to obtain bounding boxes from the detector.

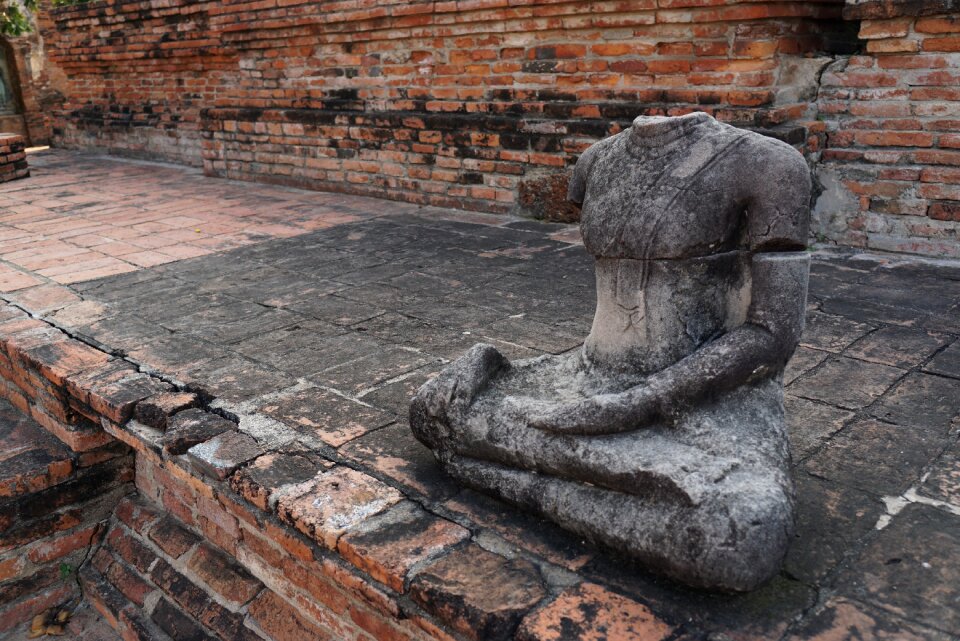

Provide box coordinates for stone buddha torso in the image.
[411,112,813,592]
[572,112,808,375]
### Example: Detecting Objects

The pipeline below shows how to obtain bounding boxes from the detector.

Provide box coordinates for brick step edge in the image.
[0,301,679,641]
[79,564,176,641]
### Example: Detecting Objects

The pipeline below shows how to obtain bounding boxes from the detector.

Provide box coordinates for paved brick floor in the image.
[2,150,960,639]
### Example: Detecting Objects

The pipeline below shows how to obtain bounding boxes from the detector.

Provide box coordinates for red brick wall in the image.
[0,423,132,634]
[26,0,960,257]
[815,1,960,257]
[37,0,844,213]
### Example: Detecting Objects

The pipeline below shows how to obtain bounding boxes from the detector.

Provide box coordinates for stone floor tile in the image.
[191,358,296,404]
[337,501,470,592]
[410,544,547,641]
[846,326,950,369]
[835,503,960,634]
[788,356,904,410]
[311,345,438,394]
[785,395,855,461]
[3,284,81,314]
[276,466,404,550]
[256,387,395,447]
[516,582,673,641]
[800,312,876,353]
[918,440,960,507]
[785,474,885,583]
[783,597,954,641]
[870,372,960,430]
[803,418,952,496]
[784,346,830,386]
[186,430,263,480]
[923,341,960,379]
[285,293,386,326]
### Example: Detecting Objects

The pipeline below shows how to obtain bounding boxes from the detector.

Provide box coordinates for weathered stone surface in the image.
[835,503,960,633]
[229,450,329,511]
[784,395,855,461]
[516,582,673,641]
[919,440,960,506]
[789,356,903,410]
[924,341,960,379]
[804,419,952,496]
[338,501,469,592]
[871,371,960,429]
[160,408,234,456]
[785,475,885,583]
[411,112,812,592]
[410,545,546,641]
[256,387,394,447]
[186,430,263,480]
[276,466,403,549]
[134,392,200,430]
[846,326,949,369]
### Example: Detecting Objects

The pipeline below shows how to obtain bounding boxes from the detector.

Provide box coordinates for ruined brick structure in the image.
[2,0,950,257]
[0,133,28,182]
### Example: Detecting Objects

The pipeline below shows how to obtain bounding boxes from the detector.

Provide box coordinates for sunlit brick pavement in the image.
[2,150,959,639]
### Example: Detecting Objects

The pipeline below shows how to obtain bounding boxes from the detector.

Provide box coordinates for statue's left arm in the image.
[528,145,812,435]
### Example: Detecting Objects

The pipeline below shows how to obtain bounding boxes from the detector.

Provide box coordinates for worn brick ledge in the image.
[0,300,678,641]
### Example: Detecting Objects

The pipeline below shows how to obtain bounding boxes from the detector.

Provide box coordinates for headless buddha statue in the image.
[410,112,812,592]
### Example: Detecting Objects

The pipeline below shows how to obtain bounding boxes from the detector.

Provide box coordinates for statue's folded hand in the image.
[504,385,661,435]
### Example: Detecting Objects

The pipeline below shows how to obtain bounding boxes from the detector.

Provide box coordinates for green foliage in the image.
[58,562,74,580]
[1,0,91,37]
[1,2,31,36]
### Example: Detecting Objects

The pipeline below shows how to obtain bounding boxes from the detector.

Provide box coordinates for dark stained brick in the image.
[783,597,953,641]
[134,392,200,429]
[785,475,885,583]
[924,341,960,379]
[186,430,263,480]
[785,395,855,461]
[516,582,673,641]
[148,515,200,559]
[846,326,949,369]
[410,544,546,641]
[160,408,234,456]
[187,543,263,606]
[151,598,212,641]
[229,450,329,511]
[338,501,469,592]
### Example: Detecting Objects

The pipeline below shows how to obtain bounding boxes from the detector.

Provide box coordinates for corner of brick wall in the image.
[813,1,960,257]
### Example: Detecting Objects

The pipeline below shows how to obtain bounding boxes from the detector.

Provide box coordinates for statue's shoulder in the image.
[567,132,626,204]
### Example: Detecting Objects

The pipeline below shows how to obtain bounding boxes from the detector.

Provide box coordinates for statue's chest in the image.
[580,140,745,259]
